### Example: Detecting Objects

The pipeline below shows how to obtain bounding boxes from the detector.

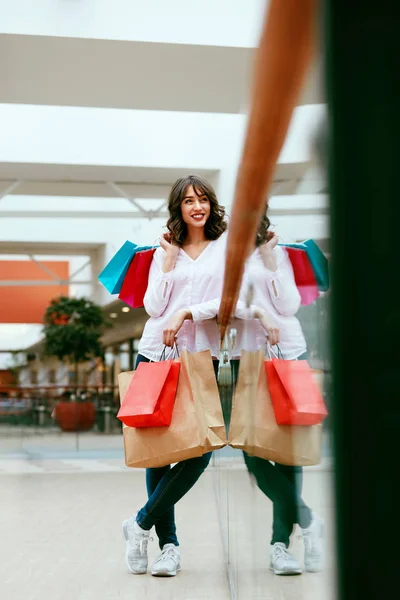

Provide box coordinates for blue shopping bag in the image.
[98,242,156,295]
[98,241,138,294]
[279,239,329,292]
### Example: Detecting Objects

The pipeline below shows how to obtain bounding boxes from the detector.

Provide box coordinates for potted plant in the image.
[43,296,109,432]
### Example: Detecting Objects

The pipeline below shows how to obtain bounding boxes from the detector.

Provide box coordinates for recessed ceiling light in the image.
[121,307,130,313]
[109,313,118,318]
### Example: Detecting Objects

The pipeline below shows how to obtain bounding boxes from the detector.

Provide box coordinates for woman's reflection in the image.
[230,213,325,576]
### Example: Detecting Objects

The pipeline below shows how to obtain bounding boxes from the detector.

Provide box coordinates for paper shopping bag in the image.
[119,350,226,468]
[265,359,328,426]
[283,247,319,305]
[117,360,181,427]
[280,240,329,292]
[98,241,137,294]
[228,350,322,466]
[118,248,156,308]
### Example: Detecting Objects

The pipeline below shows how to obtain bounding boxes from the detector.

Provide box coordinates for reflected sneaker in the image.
[270,543,302,575]
[152,544,181,577]
[301,513,324,572]
[122,514,153,574]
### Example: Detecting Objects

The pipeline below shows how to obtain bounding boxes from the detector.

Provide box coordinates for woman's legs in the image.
[230,357,312,547]
[243,453,312,547]
[146,466,178,548]
[137,453,212,544]
[134,355,218,548]
[271,463,306,546]
[135,354,177,547]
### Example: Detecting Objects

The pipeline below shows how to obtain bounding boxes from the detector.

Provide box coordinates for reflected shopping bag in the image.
[228,350,322,466]
[118,350,226,468]
[117,360,181,427]
[265,358,328,426]
[118,248,156,308]
[281,239,329,292]
[98,241,137,294]
[283,246,319,305]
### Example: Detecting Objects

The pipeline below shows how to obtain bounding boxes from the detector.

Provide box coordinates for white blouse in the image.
[231,245,307,360]
[138,231,228,360]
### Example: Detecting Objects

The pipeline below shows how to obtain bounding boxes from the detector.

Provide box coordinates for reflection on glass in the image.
[212,214,333,598]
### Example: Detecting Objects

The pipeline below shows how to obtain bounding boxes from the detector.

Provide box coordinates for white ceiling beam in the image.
[0,241,101,255]
[107,182,170,221]
[268,207,329,217]
[69,259,91,283]
[0,180,21,200]
[0,180,171,198]
[0,34,322,112]
[107,181,148,214]
[0,177,325,199]
[28,255,61,283]
[0,211,169,219]
[0,164,218,184]
[155,200,167,213]
[0,280,90,287]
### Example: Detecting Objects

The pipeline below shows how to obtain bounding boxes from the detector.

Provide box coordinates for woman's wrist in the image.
[251,306,265,320]
[261,252,278,272]
[162,255,177,273]
[180,308,193,321]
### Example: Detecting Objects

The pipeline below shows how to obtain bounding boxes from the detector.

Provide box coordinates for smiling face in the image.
[166,175,227,246]
[180,185,211,230]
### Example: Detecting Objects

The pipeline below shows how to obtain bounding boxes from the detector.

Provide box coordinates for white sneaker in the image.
[122,514,153,574]
[270,543,302,575]
[301,513,324,572]
[152,544,181,577]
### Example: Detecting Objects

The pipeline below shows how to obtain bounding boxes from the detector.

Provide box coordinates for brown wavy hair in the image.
[255,207,274,247]
[166,175,227,246]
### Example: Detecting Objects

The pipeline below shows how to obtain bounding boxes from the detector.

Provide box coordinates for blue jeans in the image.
[134,353,218,548]
[232,353,313,547]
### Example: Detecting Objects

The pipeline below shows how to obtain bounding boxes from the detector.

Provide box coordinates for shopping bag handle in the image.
[265,343,283,360]
[159,343,180,361]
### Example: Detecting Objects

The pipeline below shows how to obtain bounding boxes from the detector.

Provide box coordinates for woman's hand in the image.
[258,310,280,347]
[259,233,279,271]
[163,308,191,347]
[160,233,180,273]
[160,233,180,258]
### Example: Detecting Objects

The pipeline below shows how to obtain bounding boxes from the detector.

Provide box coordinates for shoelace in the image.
[272,545,291,560]
[135,534,153,556]
[154,546,178,565]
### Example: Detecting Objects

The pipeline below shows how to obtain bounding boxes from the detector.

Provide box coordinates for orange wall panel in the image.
[0,260,69,324]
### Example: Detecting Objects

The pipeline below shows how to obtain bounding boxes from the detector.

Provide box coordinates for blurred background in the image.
[0,2,332,599]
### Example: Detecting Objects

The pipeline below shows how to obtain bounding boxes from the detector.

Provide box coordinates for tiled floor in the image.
[1,432,336,600]
[214,466,336,600]
[0,470,231,600]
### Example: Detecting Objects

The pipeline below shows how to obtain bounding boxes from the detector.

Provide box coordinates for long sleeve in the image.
[143,248,175,318]
[261,246,301,316]
[189,297,220,323]
[233,299,259,320]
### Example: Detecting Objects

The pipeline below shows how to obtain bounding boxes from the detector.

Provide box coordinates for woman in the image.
[122,175,227,578]
[231,214,324,576]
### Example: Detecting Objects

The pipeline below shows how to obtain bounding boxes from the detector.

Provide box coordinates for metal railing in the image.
[0,384,121,432]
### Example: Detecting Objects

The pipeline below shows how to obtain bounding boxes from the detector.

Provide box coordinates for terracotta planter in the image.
[55,401,96,432]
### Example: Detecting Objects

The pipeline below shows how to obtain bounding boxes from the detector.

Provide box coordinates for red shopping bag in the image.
[117,360,181,427]
[284,247,319,305]
[118,248,156,308]
[265,359,328,425]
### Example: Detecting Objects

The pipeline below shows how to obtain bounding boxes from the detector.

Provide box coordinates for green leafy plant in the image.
[43,297,109,377]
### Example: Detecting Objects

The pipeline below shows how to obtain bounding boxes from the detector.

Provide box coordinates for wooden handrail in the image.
[218,0,317,340]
